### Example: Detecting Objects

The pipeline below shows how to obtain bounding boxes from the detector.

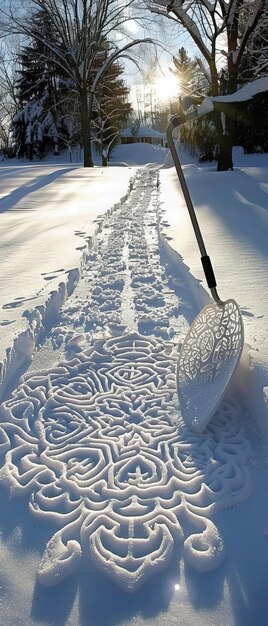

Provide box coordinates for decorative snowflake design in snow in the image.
[0,332,253,592]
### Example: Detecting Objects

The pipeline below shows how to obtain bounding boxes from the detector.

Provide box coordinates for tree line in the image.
[148,0,268,170]
[0,1,267,170]
[0,0,154,166]
[170,43,268,163]
[9,10,132,165]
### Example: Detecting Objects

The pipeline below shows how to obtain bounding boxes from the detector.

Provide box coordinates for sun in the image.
[153,75,180,103]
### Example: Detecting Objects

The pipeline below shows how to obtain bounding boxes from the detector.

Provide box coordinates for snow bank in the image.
[110,142,168,166]
[0,269,80,398]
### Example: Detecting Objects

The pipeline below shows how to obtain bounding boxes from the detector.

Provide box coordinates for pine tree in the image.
[148,0,266,171]
[11,10,63,159]
[172,47,207,97]
[171,48,215,161]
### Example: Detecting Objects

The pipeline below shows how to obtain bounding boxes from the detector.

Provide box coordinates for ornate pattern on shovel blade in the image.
[178,299,244,433]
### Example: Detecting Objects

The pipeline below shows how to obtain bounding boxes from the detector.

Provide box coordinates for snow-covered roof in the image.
[197,77,268,117]
[121,126,166,138]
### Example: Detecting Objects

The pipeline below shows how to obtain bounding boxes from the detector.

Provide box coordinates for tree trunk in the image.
[102,153,108,166]
[212,106,233,171]
[209,61,232,171]
[217,127,233,171]
[80,91,93,167]
[214,15,240,172]
[216,69,239,171]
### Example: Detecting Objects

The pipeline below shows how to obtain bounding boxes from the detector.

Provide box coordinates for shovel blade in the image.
[177,299,244,433]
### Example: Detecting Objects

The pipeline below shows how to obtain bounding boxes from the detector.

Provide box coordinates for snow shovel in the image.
[166,114,244,433]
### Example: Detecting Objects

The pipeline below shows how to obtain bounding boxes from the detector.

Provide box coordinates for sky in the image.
[121,5,198,111]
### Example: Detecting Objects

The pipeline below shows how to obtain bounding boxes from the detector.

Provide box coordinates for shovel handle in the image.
[201,255,217,289]
[166,115,222,304]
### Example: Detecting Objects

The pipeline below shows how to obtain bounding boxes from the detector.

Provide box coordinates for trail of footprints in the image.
[0,168,255,592]
[58,168,185,344]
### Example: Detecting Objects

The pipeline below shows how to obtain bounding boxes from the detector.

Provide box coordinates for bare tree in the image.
[0,38,20,153]
[60,99,81,162]
[147,0,266,170]
[1,0,153,166]
[239,9,268,81]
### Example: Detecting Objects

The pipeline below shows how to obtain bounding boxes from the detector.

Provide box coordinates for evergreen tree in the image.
[148,0,266,171]
[4,0,152,167]
[171,48,215,161]
[172,47,206,97]
[11,10,63,159]
[11,13,133,163]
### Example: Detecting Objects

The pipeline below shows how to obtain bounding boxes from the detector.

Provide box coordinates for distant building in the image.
[120,126,167,148]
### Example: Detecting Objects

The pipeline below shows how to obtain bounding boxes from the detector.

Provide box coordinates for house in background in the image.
[120,126,167,148]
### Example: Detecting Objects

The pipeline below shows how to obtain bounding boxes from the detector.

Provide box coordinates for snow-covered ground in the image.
[0,140,268,625]
[0,162,134,398]
[160,148,268,433]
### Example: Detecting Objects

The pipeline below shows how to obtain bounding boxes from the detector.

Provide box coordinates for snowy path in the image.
[0,165,259,622]
[58,168,188,345]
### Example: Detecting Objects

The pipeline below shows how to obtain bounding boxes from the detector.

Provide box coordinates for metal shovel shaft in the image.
[166,115,222,304]
[166,116,207,258]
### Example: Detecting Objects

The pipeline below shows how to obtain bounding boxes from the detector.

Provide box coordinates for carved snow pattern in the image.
[0,168,253,592]
[0,332,252,591]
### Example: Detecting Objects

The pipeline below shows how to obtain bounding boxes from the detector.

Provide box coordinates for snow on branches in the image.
[147,1,266,71]
[147,1,268,169]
